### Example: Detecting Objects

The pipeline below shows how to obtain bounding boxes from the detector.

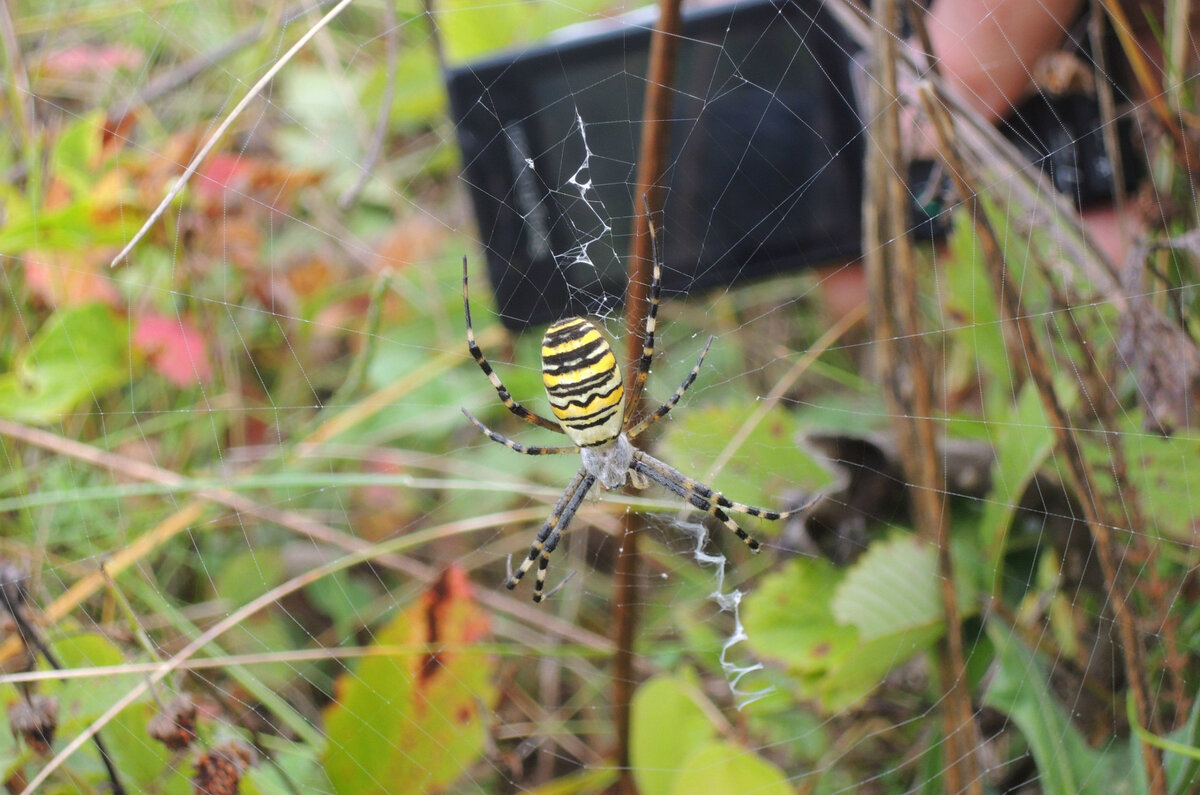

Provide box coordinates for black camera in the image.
[447,0,866,329]
[448,0,1136,330]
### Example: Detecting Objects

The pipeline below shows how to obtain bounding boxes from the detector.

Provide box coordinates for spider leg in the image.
[538,569,577,602]
[506,470,597,601]
[634,451,817,520]
[622,198,663,424]
[630,458,762,551]
[530,474,596,602]
[462,409,577,455]
[626,335,712,440]
[463,256,564,434]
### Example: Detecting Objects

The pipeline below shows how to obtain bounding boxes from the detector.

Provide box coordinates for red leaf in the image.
[133,313,213,387]
[38,45,142,78]
[196,154,250,204]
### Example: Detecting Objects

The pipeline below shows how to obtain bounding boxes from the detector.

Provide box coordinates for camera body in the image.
[448,0,865,329]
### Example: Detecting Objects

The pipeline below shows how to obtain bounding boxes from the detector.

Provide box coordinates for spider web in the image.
[1,1,1198,794]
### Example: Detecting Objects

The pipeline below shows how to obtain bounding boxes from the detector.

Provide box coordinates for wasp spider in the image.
[462,230,813,602]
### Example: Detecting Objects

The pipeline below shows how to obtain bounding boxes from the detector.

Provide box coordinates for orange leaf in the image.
[24,251,119,309]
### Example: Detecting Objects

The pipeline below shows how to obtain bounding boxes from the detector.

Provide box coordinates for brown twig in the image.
[863,3,981,792]
[917,81,1167,795]
[612,0,684,788]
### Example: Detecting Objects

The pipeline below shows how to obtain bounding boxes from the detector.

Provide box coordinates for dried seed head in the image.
[192,740,254,795]
[148,695,198,751]
[8,694,58,755]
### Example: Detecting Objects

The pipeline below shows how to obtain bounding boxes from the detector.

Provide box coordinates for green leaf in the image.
[983,620,1127,795]
[385,49,445,129]
[1124,687,1200,794]
[943,212,1010,407]
[107,705,182,793]
[744,541,949,713]
[979,381,1056,576]
[1165,695,1200,793]
[742,558,857,678]
[48,634,180,791]
[743,557,921,713]
[831,534,942,640]
[743,689,829,762]
[49,111,104,194]
[0,304,128,422]
[439,0,612,62]
[244,741,323,795]
[304,570,377,639]
[51,633,131,717]
[668,741,792,795]
[322,567,495,794]
[630,672,719,795]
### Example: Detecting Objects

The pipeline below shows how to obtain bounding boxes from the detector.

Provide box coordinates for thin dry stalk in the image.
[918,82,1168,795]
[1094,0,1195,167]
[863,3,980,791]
[612,0,684,784]
[1041,282,1189,719]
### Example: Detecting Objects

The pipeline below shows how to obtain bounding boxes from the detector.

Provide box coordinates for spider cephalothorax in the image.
[461,222,814,602]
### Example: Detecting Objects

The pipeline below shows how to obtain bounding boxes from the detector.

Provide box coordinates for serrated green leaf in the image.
[668,741,792,795]
[831,534,941,641]
[743,557,929,712]
[631,671,719,795]
[1081,425,1200,542]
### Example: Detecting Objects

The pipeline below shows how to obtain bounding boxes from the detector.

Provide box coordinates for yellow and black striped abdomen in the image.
[541,317,625,448]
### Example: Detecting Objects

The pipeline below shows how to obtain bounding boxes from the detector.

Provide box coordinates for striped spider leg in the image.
[625,335,712,440]
[631,451,819,553]
[460,409,587,602]
[508,469,597,602]
[621,200,665,425]
[460,409,576,457]
[463,257,564,434]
